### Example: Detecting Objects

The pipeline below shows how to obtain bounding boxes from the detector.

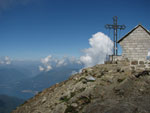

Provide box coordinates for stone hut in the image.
[118,24,150,60]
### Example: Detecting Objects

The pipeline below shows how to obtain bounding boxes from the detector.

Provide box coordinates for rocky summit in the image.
[12,60,150,113]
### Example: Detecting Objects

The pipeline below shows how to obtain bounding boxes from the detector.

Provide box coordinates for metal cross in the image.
[105,16,126,56]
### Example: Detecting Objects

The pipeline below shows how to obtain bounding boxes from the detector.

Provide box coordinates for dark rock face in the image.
[12,60,150,113]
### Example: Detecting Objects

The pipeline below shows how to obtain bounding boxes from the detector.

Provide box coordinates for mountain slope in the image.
[0,68,27,84]
[11,67,79,99]
[12,60,150,113]
[0,68,29,96]
[0,94,24,113]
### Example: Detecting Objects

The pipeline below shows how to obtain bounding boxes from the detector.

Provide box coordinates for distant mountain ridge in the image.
[0,61,82,113]
[0,94,24,113]
[0,68,27,84]
[0,65,81,99]
[12,67,80,99]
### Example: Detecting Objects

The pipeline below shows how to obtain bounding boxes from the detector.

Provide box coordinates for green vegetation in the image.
[79,96,91,105]
[60,96,70,102]
[65,105,78,113]
[60,88,86,103]
[70,92,76,97]
[117,78,125,83]
[79,88,85,92]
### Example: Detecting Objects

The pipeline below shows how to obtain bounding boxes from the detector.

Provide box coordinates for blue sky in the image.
[0,0,150,60]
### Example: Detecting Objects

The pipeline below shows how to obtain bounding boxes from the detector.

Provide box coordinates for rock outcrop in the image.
[12,60,150,113]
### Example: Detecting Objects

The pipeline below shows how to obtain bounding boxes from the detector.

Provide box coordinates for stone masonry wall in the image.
[105,59,150,71]
[109,55,123,61]
[130,60,150,70]
[119,26,150,60]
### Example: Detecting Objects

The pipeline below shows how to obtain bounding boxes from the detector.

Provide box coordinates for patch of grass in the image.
[87,80,95,82]
[79,96,91,104]
[60,96,70,102]
[70,92,76,98]
[60,88,86,104]
[65,105,78,113]
[79,88,86,92]
[60,91,77,103]
[117,78,125,83]
[19,100,28,107]
[79,77,86,82]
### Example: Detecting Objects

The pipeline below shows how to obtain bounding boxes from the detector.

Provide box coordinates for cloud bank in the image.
[80,32,113,68]
[39,55,81,72]
[39,55,53,71]
[0,56,11,65]
[39,32,113,71]
[5,56,11,64]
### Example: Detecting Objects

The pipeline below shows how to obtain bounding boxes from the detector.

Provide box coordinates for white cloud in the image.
[68,56,81,65]
[39,32,113,71]
[39,64,52,72]
[46,65,52,71]
[39,55,82,71]
[5,56,11,64]
[41,55,52,64]
[0,56,11,65]
[40,55,53,71]
[56,57,67,67]
[80,32,113,68]
[0,60,4,64]
[39,65,44,71]
[71,70,78,75]
[55,56,82,67]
